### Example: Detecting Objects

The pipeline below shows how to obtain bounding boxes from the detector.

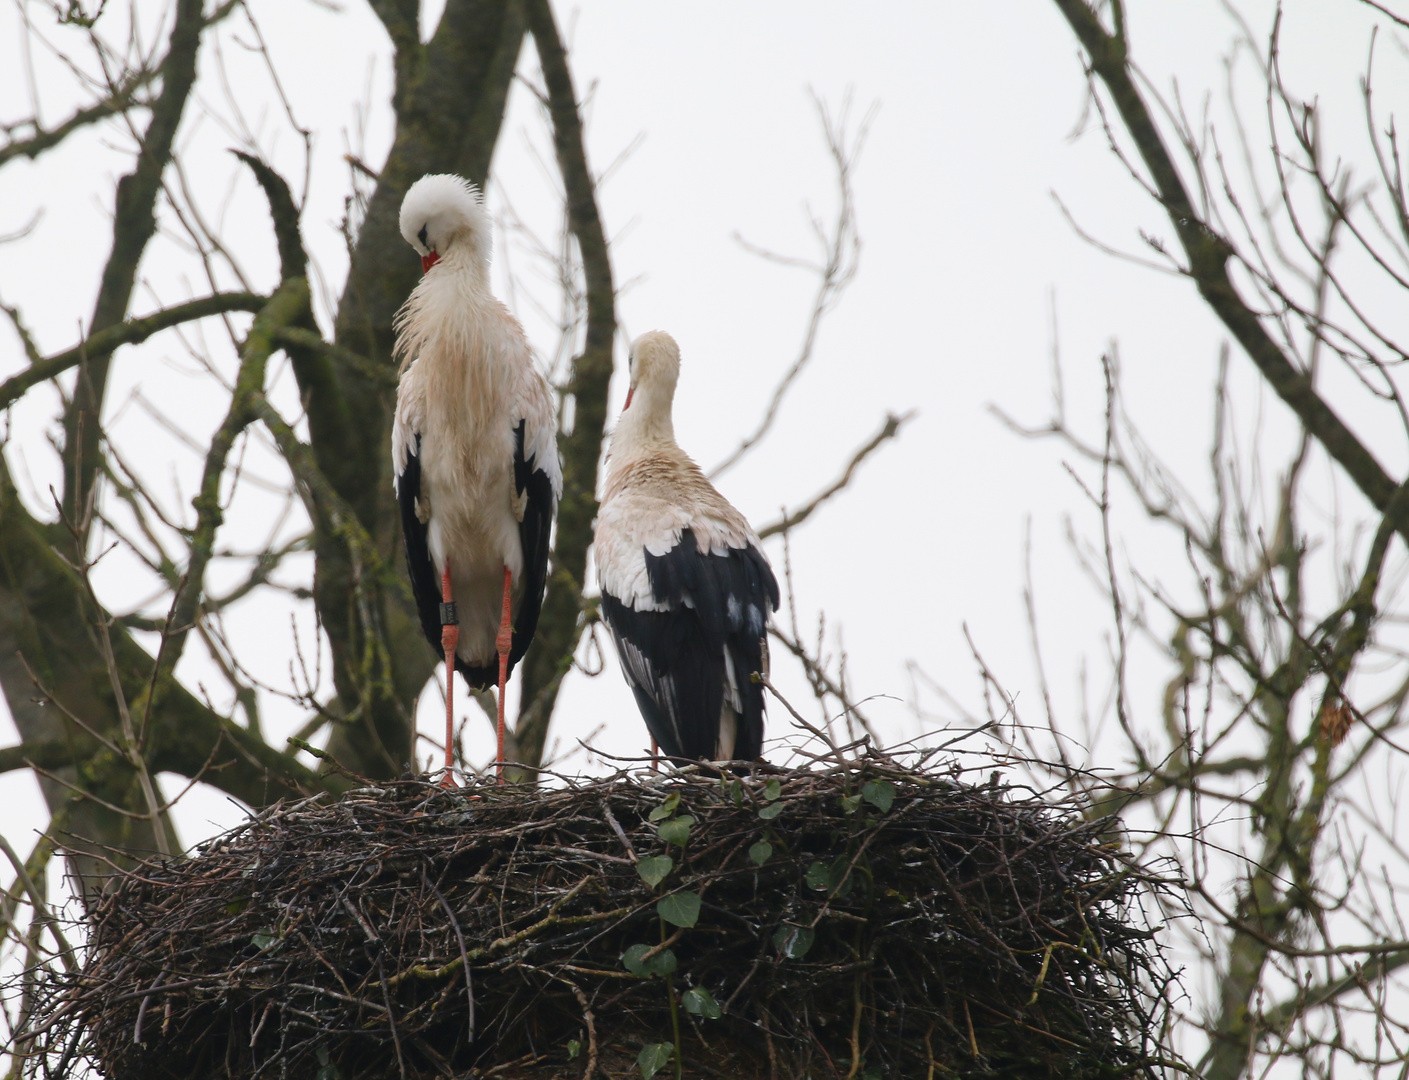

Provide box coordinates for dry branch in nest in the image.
[17,757,1176,1079]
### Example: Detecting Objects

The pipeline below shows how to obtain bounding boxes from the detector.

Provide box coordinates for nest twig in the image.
[16,755,1178,1079]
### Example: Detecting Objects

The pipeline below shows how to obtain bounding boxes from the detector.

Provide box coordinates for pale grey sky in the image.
[5,3,1409,1071]
[0,0,1402,905]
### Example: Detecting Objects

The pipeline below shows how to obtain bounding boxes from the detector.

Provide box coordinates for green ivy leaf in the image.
[757,803,783,821]
[567,1040,581,1060]
[657,815,695,846]
[653,948,679,976]
[840,793,863,815]
[225,896,249,916]
[648,793,681,822]
[682,986,723,1019]
[251,930,279,952]
[763,779,782,802]
[827,856,854,898]
[729,779,745,808]
[749,841,773,866]
[637,1042,675,1080]
[861,780,895,813]
[622,943,678,978]
[772,924,816,959]
[657,891,702,928]
[621,943,651,974]
[636,855,674,888]
[807,858,854,897]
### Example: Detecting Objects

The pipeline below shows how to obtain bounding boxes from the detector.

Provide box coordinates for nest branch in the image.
[14,756,1178,1079]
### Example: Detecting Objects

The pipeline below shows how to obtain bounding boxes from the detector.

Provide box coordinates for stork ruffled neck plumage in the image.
[394,176,498,380]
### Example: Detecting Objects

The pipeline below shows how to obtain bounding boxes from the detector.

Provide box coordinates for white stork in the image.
[391,174,561,783]
[594,331,780,764]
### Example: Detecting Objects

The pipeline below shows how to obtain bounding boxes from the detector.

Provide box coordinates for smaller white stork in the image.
[595,331,780,765]
[391,174,561,783]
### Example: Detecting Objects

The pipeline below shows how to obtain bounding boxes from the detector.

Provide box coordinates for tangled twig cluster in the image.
[18,756,1177,1079]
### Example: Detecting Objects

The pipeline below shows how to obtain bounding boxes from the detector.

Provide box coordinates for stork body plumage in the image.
[595,331,779,763]
[391,174,561,782]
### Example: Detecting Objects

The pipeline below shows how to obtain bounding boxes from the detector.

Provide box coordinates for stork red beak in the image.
[421,251,440,274]
[623,387,634,410]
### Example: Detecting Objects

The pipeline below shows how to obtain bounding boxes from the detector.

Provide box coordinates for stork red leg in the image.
[651,738,659,774]
[440,568,459,787]
[494,565,513,784]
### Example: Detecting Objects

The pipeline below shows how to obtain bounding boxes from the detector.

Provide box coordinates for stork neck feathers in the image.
[394,250,498,374]
[614,380,676,450]
[433,242,490,284]
[608,330,690,474]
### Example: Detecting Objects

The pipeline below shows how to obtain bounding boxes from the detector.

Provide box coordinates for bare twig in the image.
[711,92,875,479]
[757,411,913,539]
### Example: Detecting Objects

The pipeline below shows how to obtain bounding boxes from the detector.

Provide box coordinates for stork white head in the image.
[617,330,680,443]
[399,174,491,274]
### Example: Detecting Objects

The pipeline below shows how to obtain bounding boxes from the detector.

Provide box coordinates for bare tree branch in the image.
[710,93,872,480]
[268,328,394,388]
[757,411,913,540]
[0,834,73,974]
[0,65,155,168]
[153,278,312,693]
[1260,948,1409,1035]
[1052,0,1409,546]
[60,0,207,530]
[513,0,618,772]
[0,292,266,411]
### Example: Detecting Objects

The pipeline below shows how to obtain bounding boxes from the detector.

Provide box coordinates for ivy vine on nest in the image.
[15,754,1179,1079]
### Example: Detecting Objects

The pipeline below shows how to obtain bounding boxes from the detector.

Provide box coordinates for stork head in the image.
[399,174,490,274]
[622,330,680,418]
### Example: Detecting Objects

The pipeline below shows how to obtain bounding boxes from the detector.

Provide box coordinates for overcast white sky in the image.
[5,2,1409,1071]
[0,0,1404,864]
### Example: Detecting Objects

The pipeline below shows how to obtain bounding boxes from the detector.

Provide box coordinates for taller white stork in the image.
[391,174,561,783]
[594,331,780,764]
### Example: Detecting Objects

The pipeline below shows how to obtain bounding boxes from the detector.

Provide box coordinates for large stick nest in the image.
[22,758,1176,1079]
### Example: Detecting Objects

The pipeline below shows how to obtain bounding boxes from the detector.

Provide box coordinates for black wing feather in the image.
[397,435,493,687]
[601,592,726,759]
[397,435,451,669]
[602,527,779,761]
[510,418,555,667]
[397,424,556,691]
